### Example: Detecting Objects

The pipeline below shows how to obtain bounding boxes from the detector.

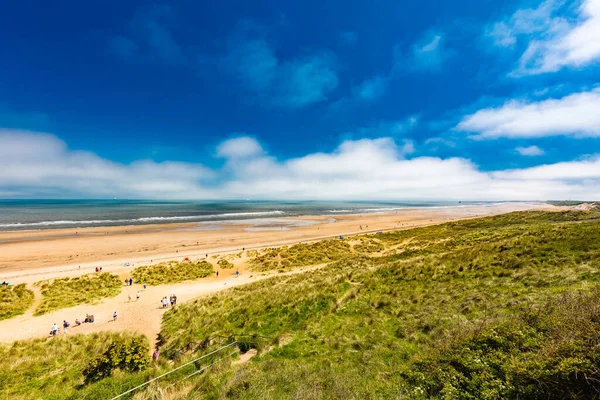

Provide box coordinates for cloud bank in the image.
[456,88,600,139]
[2,130,599,200]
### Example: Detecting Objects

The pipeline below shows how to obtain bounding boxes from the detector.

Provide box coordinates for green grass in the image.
[34,273,121,315]
[152,210,600,399]
[0,284,34,320]
[132,260,214,285]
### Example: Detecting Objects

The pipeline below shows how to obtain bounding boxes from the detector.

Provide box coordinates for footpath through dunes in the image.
[0,264,325,344]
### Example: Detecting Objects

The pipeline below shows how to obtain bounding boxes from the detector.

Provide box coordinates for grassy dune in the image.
[5,211,600,399]
[0,332,153,400]
[132,260,214,285]
[0,284,34,320]
[34,273,121,315]
[155,211,600,399]
[249,239,351,271]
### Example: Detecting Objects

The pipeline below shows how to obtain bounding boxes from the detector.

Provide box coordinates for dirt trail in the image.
[0,265,322,346]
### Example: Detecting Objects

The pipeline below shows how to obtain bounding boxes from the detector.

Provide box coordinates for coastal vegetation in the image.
[249,239,351,271]
[34,273,121,315]
[217,258,234,269]
[0,332,153,399]
[0,284,34,320]
[4,210,600,399]
[132,260,214,285]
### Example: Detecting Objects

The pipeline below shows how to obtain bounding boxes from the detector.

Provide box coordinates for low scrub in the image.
[0,284,34,320]
[404,289,600,399]
[132,260,214,285]
[34,273,121,315]
[217,258,234,269]
[83,336,150,383]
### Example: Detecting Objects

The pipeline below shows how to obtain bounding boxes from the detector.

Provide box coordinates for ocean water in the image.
[0,199,485,231]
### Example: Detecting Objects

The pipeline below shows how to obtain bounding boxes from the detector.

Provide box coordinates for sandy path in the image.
[0,265,320,345]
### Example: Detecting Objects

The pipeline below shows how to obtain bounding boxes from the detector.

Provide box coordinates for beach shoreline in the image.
[0,202,551,279]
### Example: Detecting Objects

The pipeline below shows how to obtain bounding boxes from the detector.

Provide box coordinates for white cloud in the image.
[491,0,600,75]
[488,0,562,48]
[217,136,264,158]
[516,145,545,156]
[456,88,600,139]
[2,129,600,200]
[493,156,600,180]
[0,130,213,199]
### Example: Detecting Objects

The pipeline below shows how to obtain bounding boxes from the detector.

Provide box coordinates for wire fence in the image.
[109,334,273,399]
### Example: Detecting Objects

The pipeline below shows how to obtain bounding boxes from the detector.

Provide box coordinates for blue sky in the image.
[1,0,600,200]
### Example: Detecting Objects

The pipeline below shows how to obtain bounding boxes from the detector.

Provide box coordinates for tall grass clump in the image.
[132,260,214,285]
[217,258,234,269]
[250,239,351,271]
[34,273,121,315]
[0,284,34,320]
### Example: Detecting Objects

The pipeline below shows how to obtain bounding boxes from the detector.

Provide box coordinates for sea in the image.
[0,199,496,232]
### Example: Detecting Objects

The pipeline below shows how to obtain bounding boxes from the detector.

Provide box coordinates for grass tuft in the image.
[0,284,34,320]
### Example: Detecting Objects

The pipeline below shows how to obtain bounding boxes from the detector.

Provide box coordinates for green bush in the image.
[0,284,34,320]
[83,336,150,383]
[34,273,121,315]
[132,260,214,285]
[217,258,234,269]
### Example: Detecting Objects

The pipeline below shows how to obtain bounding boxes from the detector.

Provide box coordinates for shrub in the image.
[217,258,234,269]
[0,283,34,320]
[83,336,150,383]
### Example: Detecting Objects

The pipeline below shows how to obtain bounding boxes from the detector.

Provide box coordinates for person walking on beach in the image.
[136,291,140,301]
[128,294,132,302]
[152,347,160,361]
[51,323,58,336]
[63,320,70,334]
[113,311,118,321]
[172,295,177,306]
[129,278,133,286]
[143,283,147,289]
[216,271,219,277]
[236,270,239,278]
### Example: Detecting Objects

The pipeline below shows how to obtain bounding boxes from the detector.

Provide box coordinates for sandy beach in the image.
[0,203,548,279]
[0,202,551,345]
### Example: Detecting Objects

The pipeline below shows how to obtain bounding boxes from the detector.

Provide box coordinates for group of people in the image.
[161,295,177,308]
[125,277,133,286]
[94,267,103,272]
[49,315,90,336]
